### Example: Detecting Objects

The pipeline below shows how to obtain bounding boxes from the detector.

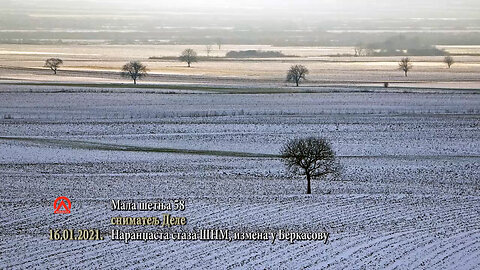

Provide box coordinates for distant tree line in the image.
[225,50,287,58]
[354,35,447,57]
[5,28,480,48]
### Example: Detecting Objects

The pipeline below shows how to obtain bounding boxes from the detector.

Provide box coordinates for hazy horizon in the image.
[1,0,480,46]
[2,0,480,18]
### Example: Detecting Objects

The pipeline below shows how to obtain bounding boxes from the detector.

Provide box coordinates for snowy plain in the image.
[0,86,479,269]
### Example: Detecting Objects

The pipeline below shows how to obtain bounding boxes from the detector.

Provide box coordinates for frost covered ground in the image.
[0,85,479,269]
[1,44,480,89]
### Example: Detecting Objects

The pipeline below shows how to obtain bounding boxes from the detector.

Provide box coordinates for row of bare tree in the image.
[44,55,457,85]
[43,49,199,84]
[288,56,455,87]
[399,56,455,77]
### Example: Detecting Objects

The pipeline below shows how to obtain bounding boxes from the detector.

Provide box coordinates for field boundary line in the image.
[1,136,479,160]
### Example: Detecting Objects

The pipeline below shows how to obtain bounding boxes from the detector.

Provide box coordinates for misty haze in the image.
[0,1,479,269]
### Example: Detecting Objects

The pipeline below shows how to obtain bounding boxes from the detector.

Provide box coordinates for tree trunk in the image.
[54,69,57,75]
[134,78,137,85]
[306,174,311,194]
[404,71,408,77]
[296,79,299,87]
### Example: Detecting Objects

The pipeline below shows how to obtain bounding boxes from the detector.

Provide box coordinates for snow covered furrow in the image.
[1,90,479,268]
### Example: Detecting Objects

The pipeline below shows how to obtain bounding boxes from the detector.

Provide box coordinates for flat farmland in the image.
[1,44,480,88]
[0,86,479,269]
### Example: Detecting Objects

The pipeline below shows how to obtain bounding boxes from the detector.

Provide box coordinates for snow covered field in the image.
[1,44,480,89]
[0,85,479,269]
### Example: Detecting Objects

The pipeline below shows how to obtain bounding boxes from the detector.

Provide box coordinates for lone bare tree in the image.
[216,38,223,50]
[206,45,213,57]
[281,137,338,194]
[287,65,309,86]
[399,57,412,77]
[44,58,63,74]
[121,61,148,85]
[180,48,198,67]
[444,56,455,69]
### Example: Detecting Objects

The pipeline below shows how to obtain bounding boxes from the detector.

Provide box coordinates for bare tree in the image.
[205,45,213,57]
[399,57,413,77]
[180,48,198,67]
[287,65,309,87]
[354,47,364,57]
[44,58,63,74]
[216,38,223,50]
[444,56,455,69]
[281,137,338,194]
[121,61,148,85]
